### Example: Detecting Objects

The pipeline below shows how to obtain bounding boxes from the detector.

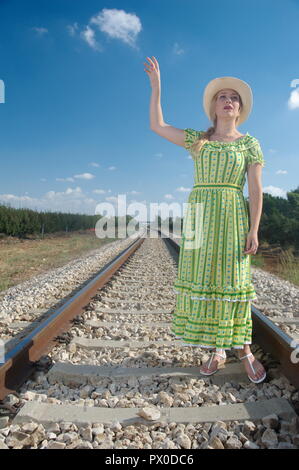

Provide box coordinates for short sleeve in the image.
[246,139,265,169]
[184,128,203,150]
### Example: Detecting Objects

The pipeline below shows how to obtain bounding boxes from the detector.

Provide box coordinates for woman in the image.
[144,56,266,384]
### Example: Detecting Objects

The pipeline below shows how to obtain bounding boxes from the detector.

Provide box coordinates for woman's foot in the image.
[237,350,266,382]
[199,348,226,375]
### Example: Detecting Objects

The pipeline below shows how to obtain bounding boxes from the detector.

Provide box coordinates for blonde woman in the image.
[144,56,266,384]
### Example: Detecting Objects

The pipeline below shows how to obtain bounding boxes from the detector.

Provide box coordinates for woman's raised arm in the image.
[144,56,185,148]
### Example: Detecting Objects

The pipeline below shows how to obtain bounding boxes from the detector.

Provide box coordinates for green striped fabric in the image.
[171,129,265,350]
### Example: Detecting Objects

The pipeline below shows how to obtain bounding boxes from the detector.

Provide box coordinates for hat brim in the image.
[203,77,253,126]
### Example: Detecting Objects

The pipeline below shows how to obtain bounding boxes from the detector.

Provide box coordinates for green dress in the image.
[171,129,265,350]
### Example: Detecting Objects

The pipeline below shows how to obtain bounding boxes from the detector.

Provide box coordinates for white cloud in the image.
[56,177,75,182]
[107,166,116,171]
[89,162,100,167]
[0,187,100,214]
[45,187,82,200]
[263,185,287,198]
[90,8,142,48]
[67,23,79,36]
[128,190,140,195]
[93,189,106,194]
[80,25,101,51]
[73,173,95,180]
[288,87,299,110]
[276,169,288,175]
[31,27,48,36]
[164,194,174,200]
[173,42,184,55]
[176,186,191,192]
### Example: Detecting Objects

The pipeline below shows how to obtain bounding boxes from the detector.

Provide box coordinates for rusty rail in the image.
[0,235,144,400]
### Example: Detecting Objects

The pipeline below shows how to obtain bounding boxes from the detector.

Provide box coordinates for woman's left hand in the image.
[244,231,258,255]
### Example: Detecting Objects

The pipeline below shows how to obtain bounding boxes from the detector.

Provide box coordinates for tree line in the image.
[0,203,135,238]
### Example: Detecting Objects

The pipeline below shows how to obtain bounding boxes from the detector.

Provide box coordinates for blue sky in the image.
[0,0,298,220]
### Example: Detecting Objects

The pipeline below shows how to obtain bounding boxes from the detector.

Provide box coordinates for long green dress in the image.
[171,129,265,350]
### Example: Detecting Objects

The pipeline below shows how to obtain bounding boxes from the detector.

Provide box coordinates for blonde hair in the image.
[190,90,243,153]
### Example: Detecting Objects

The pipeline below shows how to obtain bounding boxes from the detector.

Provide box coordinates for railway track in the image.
[0,230,298,449]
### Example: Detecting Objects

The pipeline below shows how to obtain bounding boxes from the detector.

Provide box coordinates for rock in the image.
[158,391,174,406]
[97,439,114,449]
[137,407,161,421]
[30,425,46,446]
[244,440,260,449]
[0,440,9,449]
[262,414,279,430]
[209,436,225,449]
[47,441,67,449]
[75,440,94,449]
[277,442,297,449]
[5,431,32,448]
[21,422,39,433]
[110,421,122,432]
[57,431,78,444]
[4,394,19,406]
[92,425,104,435]
[225,436,243,449]
[0,417,9,429]
[261,428,278,448]
[242,420,256,434]
[44,422,60,433]
[160,438,177,449]
[79,385,94,399]
[175,433,192,449]
[65,439,83,449]
[80,427,93,442]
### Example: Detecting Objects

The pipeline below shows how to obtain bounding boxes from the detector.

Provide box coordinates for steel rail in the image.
[0,234,145,400]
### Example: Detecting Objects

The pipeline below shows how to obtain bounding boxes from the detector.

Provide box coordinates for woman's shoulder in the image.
[242,133,261,149]
[184,128,205,149]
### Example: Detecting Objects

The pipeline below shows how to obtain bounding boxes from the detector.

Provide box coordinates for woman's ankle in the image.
[238,345,251,356]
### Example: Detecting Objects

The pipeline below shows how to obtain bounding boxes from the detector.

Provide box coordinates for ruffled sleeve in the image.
[184,128,203,151]
[245,139,266,169]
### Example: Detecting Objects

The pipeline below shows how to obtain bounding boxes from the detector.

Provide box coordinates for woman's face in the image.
[214,88,241,121]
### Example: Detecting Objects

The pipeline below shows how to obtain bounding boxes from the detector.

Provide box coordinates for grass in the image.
[276,247,299,286]
[251,253,265,269]
[0,230,118,294]
[252,245,299,287]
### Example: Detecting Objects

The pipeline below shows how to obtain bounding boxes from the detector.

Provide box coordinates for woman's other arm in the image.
[244,164,263,254]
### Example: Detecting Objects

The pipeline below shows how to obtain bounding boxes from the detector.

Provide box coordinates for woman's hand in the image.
[244,230,259,255]
[144,56,161,90]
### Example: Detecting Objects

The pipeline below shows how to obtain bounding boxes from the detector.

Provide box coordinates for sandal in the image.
[199,349,227,376]
[239,352,266,383]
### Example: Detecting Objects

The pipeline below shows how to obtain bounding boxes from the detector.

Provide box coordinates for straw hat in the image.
[203,76,253,126]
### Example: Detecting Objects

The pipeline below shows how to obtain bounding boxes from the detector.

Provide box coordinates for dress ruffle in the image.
[184,128,266,168]
[173,286,257,302]
[245,141,266,167]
